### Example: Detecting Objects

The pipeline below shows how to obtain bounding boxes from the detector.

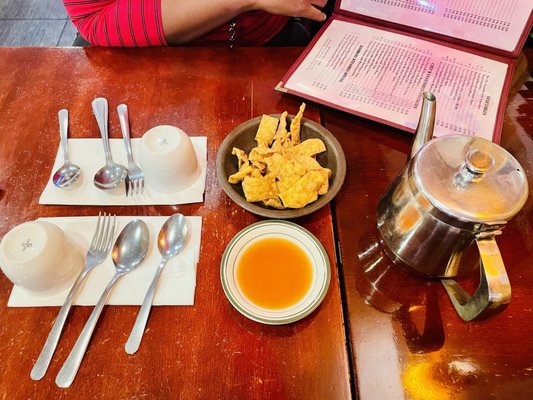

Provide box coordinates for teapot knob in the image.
[465,149,494,175]
[455,149,495,187]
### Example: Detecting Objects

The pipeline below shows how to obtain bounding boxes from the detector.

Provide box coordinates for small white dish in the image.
[138,125,200,193]
[0,220,83,296]
[220,220,330,325]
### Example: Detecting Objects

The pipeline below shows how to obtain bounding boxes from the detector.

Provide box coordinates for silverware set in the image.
[30,213,188,388]
[36,99,185,387]
[53,98,145,197]
[31,212,116,382]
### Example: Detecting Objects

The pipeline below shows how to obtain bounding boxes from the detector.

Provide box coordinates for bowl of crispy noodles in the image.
[216,104,346,219]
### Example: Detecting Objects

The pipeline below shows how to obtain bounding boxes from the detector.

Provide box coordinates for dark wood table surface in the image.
[1,45,532,400]
[0,47,351,399]
[325,50,533,399]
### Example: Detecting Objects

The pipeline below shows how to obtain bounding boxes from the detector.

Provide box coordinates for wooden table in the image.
[1,45,532,400]
[0,48,351,399]
[326,51,533,399]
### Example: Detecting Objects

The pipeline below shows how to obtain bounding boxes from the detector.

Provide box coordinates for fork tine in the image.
[104,215,116,253]
[125,176,130,197]
[97,213,110,251]
[90,212,102,249]
[95,212,108,250]
[99,213,111,251]
[140,179,144,194]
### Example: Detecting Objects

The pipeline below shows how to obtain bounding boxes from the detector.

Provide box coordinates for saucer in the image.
[220,220,330,325]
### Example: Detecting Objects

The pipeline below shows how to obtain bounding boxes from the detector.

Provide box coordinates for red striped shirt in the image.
[63,1,288,47]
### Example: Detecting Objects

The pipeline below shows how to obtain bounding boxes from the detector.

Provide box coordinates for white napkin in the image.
[39,138,207,205]
[8,216,202,307]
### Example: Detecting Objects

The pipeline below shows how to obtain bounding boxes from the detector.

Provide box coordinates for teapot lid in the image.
[413,135,528,223]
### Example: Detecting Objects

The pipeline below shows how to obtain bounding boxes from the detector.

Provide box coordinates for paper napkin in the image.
[39,138,207,205]
[8,216,202,307]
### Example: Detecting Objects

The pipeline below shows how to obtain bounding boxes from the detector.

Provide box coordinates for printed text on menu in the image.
[284,20,508,139]
[340,0,532,53]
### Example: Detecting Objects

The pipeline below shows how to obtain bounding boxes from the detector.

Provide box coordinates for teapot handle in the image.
[441,236,511,321]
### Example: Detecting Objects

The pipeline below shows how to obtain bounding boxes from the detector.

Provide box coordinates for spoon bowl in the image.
[53,162,81,188]
[93,163,127,190]
[125,213,188,354]
[158,213,188,259]
[53,109,81,188]
[112,219,151,272]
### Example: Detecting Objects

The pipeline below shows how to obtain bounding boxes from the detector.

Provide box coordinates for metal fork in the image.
[117,104,144,196]
[30,212,116,381]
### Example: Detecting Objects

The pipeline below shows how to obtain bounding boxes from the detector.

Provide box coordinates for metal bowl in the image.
[216,115,346,219]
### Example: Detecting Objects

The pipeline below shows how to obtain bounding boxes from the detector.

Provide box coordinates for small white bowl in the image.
[138,125,200,193]
[0,220,83,296]
[220,220,331,325]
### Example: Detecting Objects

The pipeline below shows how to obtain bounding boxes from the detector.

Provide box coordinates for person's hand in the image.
[251,0,328,22]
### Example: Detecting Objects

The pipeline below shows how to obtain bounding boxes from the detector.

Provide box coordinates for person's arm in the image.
[63,0,328,47]
[161,0,328,44]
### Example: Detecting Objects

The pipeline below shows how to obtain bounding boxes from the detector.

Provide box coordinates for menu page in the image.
[340,0,533,53]
[282,19,508,140]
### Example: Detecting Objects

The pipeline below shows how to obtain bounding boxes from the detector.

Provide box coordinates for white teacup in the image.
[138,125,200,193]
[0,220,83,296]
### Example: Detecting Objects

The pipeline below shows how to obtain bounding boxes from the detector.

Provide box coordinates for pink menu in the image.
[277,0,533,142]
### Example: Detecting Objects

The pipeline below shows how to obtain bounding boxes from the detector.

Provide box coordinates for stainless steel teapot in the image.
[377,92,529,321]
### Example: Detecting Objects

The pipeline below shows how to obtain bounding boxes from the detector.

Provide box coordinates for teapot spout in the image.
[410,92,436,160]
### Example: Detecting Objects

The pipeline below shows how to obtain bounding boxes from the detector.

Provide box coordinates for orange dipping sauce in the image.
[236,237,313,310]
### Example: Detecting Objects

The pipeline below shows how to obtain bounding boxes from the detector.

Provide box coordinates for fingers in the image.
[302,0,328,22]
[300,5,327,22]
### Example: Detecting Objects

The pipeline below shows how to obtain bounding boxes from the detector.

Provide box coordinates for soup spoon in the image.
[125,213,188,354]
[55,219,150,388]
[52,109,81,188]
[92,97,127,190]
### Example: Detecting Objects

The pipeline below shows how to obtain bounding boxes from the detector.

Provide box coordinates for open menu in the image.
[276,0,533,142]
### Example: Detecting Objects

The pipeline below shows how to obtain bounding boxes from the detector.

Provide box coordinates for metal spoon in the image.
[125,213,188,354]
[52,109,81,188]
[55,219,150,388]
[92,97,127,190]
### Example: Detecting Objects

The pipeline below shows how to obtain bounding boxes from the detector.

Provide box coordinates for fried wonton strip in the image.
[271,111,288,150]
[276,173,301,194]
[262,197,284,209]
[251,168,263,178]
[242,173,278,202]
[262,152,284,176]
[283,138,326,158]
[228,165,254,184]
[232,147,249,169]
[255,115,279,148]
[279,170,325,209]
[248,147,267,172]
[296,155,324,172]
[288,103,305,146]
[273,111,288,140]
[316,169,331,195]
